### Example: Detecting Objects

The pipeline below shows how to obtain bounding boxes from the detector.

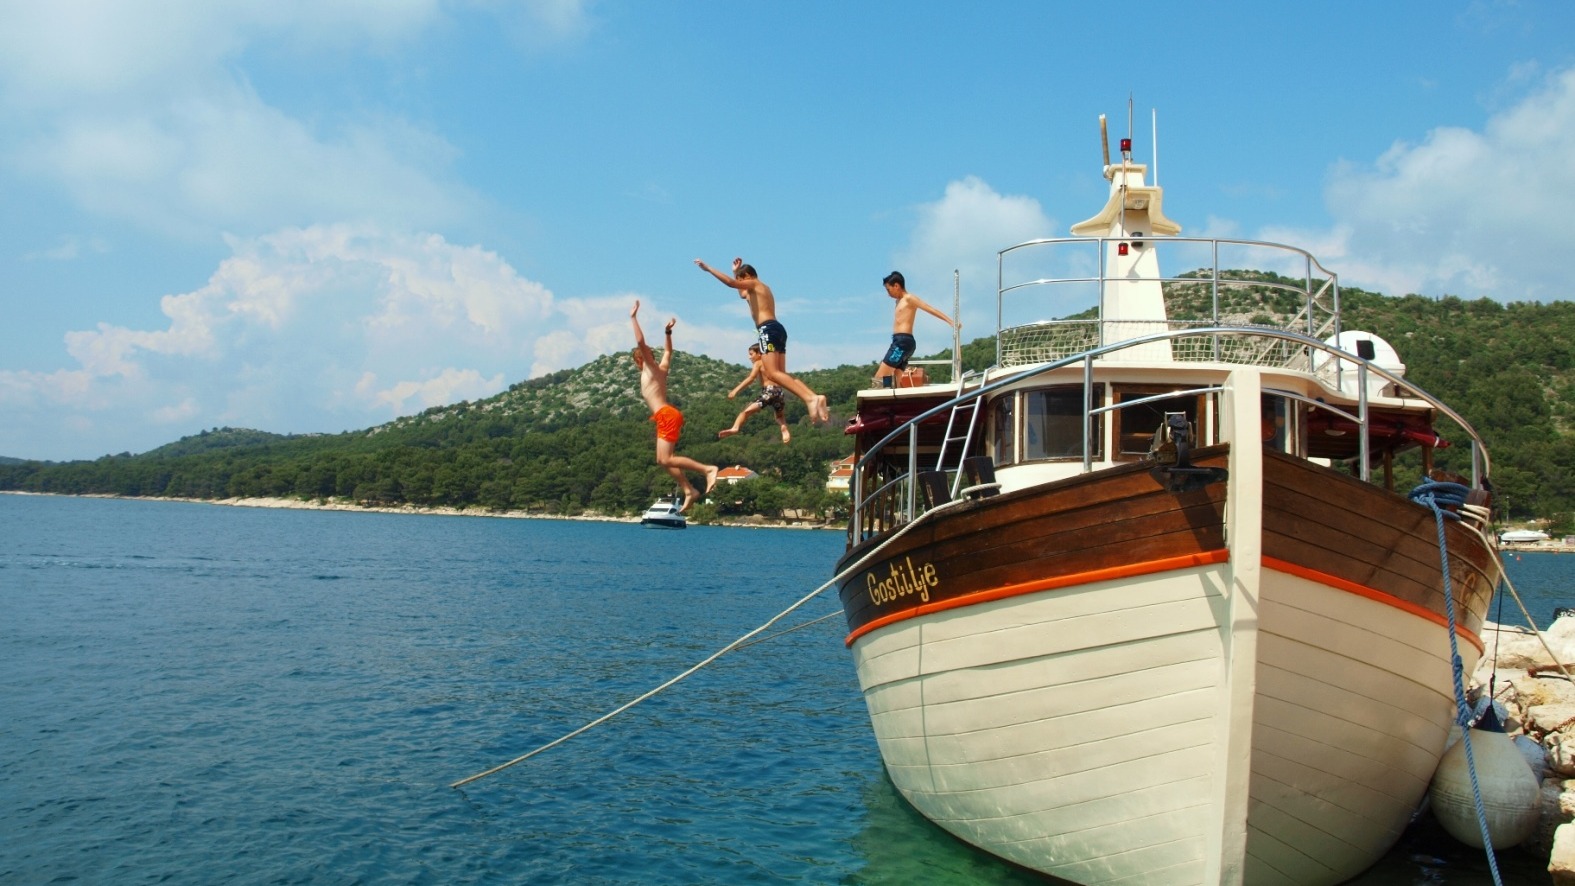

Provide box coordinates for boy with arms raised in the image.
[630,300,719,512]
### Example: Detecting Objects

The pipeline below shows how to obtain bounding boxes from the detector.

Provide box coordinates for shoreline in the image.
[0,489,840,530]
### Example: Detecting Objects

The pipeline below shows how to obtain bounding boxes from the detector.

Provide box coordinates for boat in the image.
[832,115,1499,885]
[639,496,686,529]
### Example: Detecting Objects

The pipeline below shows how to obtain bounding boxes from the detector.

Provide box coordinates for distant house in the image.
[826,455,855,494]
[717,465,757,485]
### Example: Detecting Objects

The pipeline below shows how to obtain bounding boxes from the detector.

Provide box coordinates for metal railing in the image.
[847,326,1492,546]
[994,237,1342,369]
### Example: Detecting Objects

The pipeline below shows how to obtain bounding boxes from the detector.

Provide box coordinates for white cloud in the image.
[11,80,476,240]
[152,397,201,424]
[527,295,746,378]
[357,367,505,413]
[895,176,1057,334]
[0,223,745,458]
[1317,67,1575,301]
[0,2,487,240]
[0,1,444,108]
[23,235,109,262]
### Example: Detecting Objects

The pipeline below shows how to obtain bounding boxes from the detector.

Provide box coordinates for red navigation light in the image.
[1118,242,1130,256]
[1119,137,1132,154]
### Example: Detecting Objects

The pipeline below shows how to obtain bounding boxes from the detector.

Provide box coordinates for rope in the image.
[1409,481,1503,886]
[1445,498,1574,681]
[732,609,843,651]
[451,495,970,789]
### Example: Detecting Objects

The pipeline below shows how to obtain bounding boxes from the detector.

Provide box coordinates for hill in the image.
[0,350,870,523]
[4,282,1575,527]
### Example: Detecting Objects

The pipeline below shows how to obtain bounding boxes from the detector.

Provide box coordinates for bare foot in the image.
[718,428,739,439]
[704,465,720,494]
[814,394,830,424]
[780,426,791,444]
[679,487,699,513]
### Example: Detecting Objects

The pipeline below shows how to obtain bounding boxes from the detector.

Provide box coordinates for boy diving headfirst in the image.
[631,301,719,512]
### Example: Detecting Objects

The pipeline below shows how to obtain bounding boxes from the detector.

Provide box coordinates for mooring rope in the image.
[1410,480,1504,886]
[1428,484,1574,681]
[451,496,970,789]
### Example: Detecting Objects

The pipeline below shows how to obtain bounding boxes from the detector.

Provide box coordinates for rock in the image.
[1553,822,1575,884]
[1548,731,1575,778]
[1537,778,1571,855]
[1532,704,1575,736]
[1480,620,1575,672]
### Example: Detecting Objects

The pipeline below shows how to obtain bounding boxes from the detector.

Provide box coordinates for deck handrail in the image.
[994,236,1343,368]
[848,325,1491,545]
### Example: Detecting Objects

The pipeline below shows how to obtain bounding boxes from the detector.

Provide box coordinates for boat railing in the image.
[847,325,1492,547]
[994,237,1341,369]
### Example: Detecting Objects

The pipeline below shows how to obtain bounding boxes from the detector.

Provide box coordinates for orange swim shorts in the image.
[652,404,684,443]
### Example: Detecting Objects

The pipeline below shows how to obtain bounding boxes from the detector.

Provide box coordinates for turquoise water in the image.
[1,494,1564,884]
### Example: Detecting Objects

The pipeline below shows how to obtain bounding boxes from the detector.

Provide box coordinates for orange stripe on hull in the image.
[1262,556,1485,653]
[845,549,1485,654]
[845,549,1230,647]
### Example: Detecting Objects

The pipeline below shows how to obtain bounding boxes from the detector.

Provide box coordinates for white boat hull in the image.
[854,562,1476,885]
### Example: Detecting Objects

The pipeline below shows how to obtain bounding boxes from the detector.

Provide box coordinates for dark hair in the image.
[747,344,761,355]
[737,263,757,279]
[883,271,905,287]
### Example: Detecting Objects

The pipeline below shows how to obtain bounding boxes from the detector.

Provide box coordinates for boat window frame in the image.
[1109,385,1210,462]
[1021,384,1104,463]
[990,390,1018,467]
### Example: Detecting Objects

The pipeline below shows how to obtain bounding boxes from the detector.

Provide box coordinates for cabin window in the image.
[992,393,1017,465]
[1023,387,1099,460]
[1111,386,1207,459]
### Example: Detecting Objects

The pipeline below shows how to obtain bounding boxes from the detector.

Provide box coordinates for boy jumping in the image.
[631,300,719,512]
[718,344,791,444]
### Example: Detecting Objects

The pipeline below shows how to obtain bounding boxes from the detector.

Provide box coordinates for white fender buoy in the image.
[1431,719,1541,849]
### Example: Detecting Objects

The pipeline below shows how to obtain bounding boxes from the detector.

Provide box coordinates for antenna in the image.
[1152,108,1159,187]
[1099,114,1109,167]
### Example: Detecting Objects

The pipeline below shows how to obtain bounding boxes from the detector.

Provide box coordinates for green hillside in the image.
[4,283,1575,528]
[0,351,874,524]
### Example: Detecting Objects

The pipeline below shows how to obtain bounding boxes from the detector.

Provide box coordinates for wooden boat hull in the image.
[835,446,1496,885]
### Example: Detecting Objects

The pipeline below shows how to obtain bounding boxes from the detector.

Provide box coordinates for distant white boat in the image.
[1500,529,1549,543]
[639,497,686,529]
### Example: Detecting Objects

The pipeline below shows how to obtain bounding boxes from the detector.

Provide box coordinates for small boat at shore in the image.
[832,114,1499,884]
[639,496,686,529]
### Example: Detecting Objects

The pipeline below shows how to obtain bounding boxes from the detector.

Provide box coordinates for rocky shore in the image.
[1474,615,1575,881]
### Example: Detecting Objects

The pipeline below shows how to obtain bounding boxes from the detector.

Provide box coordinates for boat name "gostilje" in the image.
[867,557,940,605]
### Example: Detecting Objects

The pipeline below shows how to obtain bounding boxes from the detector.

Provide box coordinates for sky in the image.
[3,0,1574,461]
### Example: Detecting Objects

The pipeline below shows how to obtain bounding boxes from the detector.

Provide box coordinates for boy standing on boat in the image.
[875,271,958,387]
[695,257,831,424]
[718,344,791,444]
[630,301,719,513]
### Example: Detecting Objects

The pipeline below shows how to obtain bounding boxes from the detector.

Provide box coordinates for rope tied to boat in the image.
[451,494,972,789]
[1409,480,1504,886]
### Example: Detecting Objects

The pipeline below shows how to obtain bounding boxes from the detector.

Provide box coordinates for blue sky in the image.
[3,0,1574,461]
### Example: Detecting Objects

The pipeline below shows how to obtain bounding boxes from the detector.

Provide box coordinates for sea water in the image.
[0,494,1563,884]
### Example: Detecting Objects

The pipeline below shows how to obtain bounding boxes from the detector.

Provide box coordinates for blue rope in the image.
[1409,481,1503,886]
